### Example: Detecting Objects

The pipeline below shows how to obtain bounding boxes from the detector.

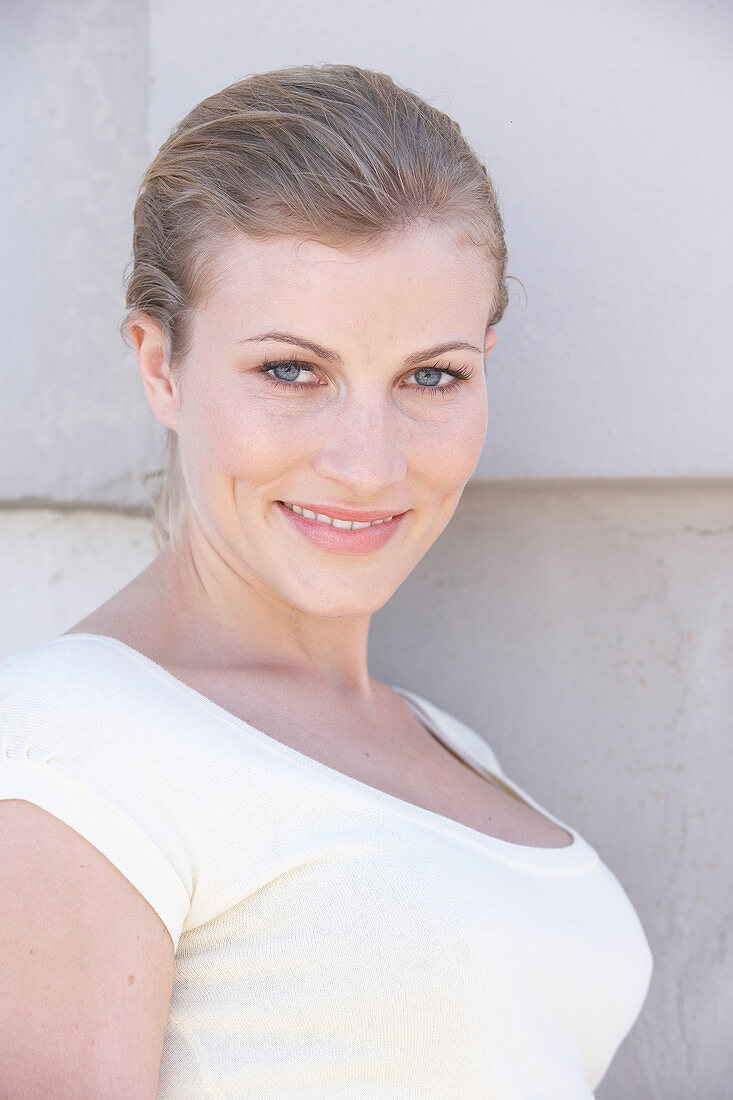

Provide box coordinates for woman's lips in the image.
[275,500,406,554]
[277,501,405,523]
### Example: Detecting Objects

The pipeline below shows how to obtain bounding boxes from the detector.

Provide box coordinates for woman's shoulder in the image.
[0,631,193,755]
[1,630,146,697]
[0,631,103,694]
[0,633,196,950]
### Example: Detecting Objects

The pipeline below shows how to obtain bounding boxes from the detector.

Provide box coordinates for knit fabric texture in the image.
[0,634,653,1097]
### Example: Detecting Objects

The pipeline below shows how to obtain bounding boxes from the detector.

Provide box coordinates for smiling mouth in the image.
[277,502,397,530]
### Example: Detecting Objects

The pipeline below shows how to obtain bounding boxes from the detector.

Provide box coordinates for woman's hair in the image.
[125,63,509,551]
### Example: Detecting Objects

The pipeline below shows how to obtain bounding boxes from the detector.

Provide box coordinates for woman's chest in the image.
[173,665,573,849]
[167,828,651,1098]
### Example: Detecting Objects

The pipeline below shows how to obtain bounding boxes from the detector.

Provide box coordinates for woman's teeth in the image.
[280,502,393,530]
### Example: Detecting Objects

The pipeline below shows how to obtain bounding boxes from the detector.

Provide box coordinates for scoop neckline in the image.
[45,632,597,872]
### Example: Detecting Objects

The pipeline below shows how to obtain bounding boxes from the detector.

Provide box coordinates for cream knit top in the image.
[0,634,653,1098]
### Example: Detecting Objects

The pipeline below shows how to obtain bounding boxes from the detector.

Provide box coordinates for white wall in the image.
[1,2,731,1096]
[1,0,155,508]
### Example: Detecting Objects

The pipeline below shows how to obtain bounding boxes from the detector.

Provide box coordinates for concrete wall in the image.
[1,0,155,508]
[2,1,731,1096]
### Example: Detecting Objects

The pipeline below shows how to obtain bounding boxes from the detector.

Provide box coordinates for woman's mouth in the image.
[279,501,396,529]
[275,501,407,553]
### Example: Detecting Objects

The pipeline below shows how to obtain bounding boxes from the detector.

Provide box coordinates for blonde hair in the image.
[125,63,509,551]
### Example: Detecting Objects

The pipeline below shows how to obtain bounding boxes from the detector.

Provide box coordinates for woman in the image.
[0,64,652,1097]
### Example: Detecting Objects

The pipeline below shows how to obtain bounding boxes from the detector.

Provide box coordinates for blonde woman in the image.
[0,64,652,1098]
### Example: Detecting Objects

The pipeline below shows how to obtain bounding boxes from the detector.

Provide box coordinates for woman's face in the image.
[164,224,497,618]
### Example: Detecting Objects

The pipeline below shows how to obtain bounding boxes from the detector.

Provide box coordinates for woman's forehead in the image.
[199,227,496,327]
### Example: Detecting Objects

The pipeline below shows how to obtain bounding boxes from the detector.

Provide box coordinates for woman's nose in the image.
[310,396,408,498]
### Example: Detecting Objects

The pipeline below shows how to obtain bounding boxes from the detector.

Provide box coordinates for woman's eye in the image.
[266,361,316,385]
[404,364,471,395]
[408,367,452,389]
[259,359,470,396]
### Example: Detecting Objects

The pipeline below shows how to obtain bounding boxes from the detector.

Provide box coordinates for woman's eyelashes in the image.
[256,358,474,398]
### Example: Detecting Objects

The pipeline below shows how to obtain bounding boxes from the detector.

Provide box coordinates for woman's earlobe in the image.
[129,314,180,431]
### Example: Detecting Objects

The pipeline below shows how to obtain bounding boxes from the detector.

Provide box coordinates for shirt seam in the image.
[168,1010,221,1098]
[0,758,192,924]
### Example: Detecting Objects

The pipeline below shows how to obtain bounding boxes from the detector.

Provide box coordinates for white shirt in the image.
[0,633,653,1097]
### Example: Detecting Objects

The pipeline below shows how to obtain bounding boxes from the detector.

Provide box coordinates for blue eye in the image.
[258,359,319,390]
[414,367,443,386]
[404,361,475,397]
[257,358,473,396]
[269,361,309,383]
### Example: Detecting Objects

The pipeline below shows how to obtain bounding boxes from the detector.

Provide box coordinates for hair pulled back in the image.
[125,63,509,549]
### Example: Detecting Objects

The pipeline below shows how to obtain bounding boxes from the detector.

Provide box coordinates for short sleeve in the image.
[0,646,193,951]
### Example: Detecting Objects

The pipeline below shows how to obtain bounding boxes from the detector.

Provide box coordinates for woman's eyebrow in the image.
[237,331,482,366]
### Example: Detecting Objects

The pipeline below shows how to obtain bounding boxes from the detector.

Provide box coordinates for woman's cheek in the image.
[216,400,315,479]
[415,401,488,490]
[451,394,489,481]
[198,381,487,491]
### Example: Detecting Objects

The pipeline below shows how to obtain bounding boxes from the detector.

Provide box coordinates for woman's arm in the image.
[0,799,175,1099]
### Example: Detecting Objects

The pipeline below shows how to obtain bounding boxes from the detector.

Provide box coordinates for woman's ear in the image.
[484,326,498,358]
[128,312,181,432]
